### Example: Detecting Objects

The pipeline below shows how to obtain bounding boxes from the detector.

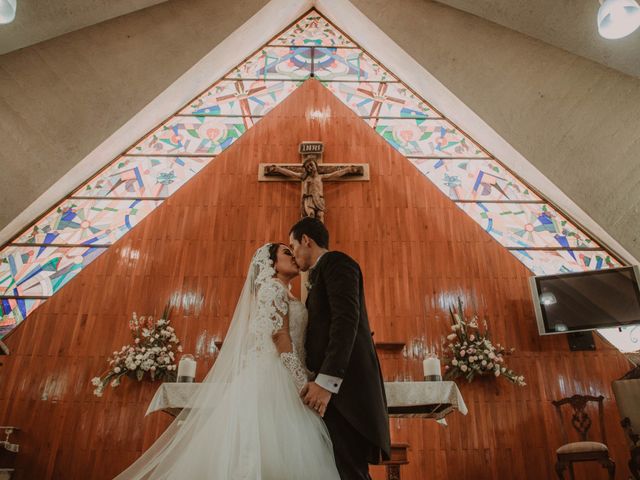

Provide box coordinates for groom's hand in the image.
[300,382,332,417]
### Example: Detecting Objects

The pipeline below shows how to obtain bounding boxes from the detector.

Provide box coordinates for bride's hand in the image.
[272,313,293,354]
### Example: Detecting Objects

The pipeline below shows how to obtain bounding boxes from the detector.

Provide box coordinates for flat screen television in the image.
[529,265,640,335]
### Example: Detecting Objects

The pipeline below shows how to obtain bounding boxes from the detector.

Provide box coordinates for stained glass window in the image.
[129,117,255,155]
[181,80,301,117]
[372,118,486,157]
[325,81,437,119]
[410,158,540,202]
[0,9,626,343]
[77,156,213,198]
[1,245,105,297]
[13,199,162,246]
[457,202,599,249]
[273,13,355,47]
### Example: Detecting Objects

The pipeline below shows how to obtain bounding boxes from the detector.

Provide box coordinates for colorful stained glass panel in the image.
[181,80,301,116]
[410,159,541,202]
[459,202,600,249]
[77,156,212,198]
[371,118,486,157]
[14,199,162,245]
[511,249,622,276]
[324,81,437,119]
[273,12,355,47]
[313,48,396,82]
[129,117,254,155]
[226,47,312,80]
[0,245,105,297]
[0,298,43,338]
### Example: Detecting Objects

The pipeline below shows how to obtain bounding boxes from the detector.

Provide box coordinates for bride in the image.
[115,243,340,479]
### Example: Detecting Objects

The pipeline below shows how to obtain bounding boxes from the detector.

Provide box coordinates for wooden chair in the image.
[612,379,640,480]
[381,443,409,480]
[552,394,615,480]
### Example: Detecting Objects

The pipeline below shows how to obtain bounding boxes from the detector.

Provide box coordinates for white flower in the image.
[460,365,468,372]
[447,333,457,341]
[177,346,183,352]
[452,359,458,366]
[481,360,487,366]
[469,335,475,341]
[114,367,121,374]
[494,370,501,377]
[134,338,140,344]
[91,377,102,386]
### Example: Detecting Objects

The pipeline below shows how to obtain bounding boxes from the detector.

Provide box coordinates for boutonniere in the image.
[305,268,316,292]
[305,278,314,292]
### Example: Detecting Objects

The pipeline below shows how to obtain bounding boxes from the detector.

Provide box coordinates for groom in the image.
[288,217,391,480]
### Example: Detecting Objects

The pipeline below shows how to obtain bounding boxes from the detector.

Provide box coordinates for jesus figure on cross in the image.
[265,155,362,222]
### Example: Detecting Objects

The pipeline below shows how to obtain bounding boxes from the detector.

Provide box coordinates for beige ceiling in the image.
[0,0,169,55]
[2,0,639,77]
[435,0,640,78]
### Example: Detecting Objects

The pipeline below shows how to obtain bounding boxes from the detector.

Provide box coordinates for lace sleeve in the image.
[256,280,308,391]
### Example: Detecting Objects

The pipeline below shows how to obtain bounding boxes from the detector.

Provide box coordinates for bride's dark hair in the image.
[268,243,280,266]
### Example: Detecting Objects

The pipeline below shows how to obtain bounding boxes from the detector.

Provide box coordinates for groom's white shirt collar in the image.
[310,250,328,271]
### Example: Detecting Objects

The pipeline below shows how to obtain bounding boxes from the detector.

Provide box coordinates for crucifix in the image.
[259,141,369,300]
[258,141,369,222]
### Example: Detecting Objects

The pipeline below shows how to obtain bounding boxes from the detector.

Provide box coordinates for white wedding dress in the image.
[114,245,340,480]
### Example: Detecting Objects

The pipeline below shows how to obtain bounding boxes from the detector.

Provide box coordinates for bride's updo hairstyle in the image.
[268,243,280,268]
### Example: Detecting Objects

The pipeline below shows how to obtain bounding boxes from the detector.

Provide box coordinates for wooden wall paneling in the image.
[0,79,632,479]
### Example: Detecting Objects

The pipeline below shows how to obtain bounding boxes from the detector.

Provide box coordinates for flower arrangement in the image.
[91,306,182,397]
[443,299,525,386]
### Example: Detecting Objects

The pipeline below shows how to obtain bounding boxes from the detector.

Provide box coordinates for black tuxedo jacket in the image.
[305,251,391,462]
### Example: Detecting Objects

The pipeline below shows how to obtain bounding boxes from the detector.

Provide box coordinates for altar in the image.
[146,380,468,419]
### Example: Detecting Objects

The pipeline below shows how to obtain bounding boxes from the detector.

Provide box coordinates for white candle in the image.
[423,357,441,378]
[177,355,197,381]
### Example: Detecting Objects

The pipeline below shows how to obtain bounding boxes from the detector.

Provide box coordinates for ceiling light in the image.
[0,0,16,25]
[598,0,640,39]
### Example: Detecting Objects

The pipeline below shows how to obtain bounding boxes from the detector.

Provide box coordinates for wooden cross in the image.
[258,141,369,223]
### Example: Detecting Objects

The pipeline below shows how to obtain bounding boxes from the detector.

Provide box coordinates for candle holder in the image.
[177,354,197,383]
[422,355,442,382]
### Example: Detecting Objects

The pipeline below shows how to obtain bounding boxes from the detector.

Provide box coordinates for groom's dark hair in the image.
[289,217,329,249]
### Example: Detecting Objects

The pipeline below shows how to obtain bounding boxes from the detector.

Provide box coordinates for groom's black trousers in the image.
[323,404,374,480]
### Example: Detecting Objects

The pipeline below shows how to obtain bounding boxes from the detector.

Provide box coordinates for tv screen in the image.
[529,266,640,335]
